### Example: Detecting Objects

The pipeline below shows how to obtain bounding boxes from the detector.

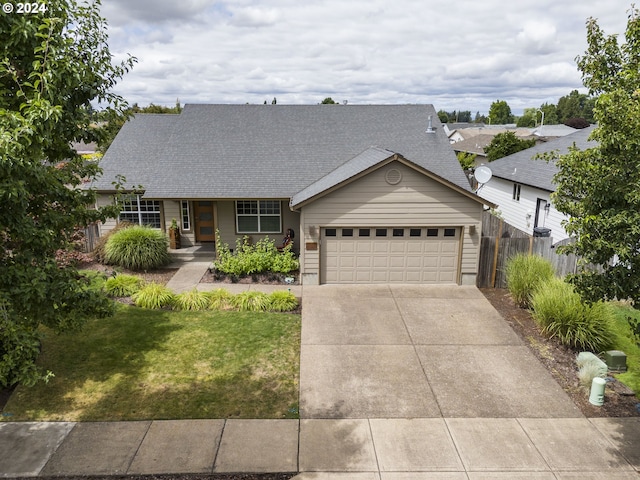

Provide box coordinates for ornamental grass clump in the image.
[505,253,555,308]
[232,291,270,312]
[206,288,234,310]
[172,288,211,311]
[104,225,170,271]
[132,283,174,309]
[268,290,299,312]
[530,277,616,352]
[105,274,144,297]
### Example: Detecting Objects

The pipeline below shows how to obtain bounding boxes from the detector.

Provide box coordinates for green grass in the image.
[2,305,301,421]
[609,303,640,395]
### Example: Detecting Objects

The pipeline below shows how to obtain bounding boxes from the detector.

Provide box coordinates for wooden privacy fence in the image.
[81,223,100,253]
[477,213,580,288]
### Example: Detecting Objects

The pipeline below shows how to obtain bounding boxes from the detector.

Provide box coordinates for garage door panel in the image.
[355,256,372,268]
[338,257,355,268]
[373,256,390,268]
[338,243,356,254]
[440,256,457,268]
[322,227,460,284]
[406,243,423,253]
[389,256,406,268]
[440,242,459,254]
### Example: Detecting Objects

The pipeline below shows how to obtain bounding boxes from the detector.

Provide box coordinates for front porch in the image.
[168,243,216,262]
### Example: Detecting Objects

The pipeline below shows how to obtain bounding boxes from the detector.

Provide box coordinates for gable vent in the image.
[385,168,402,185]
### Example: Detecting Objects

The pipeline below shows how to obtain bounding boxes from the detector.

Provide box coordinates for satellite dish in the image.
[474,165,493,184]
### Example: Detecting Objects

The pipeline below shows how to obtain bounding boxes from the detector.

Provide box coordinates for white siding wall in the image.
[479,177,570,241]
[299,161,483,285]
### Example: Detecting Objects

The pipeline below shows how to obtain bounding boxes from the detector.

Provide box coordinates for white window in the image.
[119,195,161,228]
[236,200,281,233]
[513,183,522,201]
[180,201,191,231]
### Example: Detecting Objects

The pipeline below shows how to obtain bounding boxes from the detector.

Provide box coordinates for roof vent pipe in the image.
[426,115,436,134]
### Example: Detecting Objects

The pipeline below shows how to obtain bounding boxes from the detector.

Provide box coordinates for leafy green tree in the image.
[557,89,595,123]
[552,8,640,307]
[457,152,477,170]
[484,131,536,161]
[457,110,472,122]
[0,0,135,386]
[539,102,559,125]
[517,108,538,127]
[488,100,514,124]
[474,111,487,123]
[437,110,449,123]
[321,97,337,104]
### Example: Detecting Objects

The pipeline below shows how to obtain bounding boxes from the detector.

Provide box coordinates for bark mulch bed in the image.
[481,288,639,417]
[200,270,299,286]
[79,260,179,285]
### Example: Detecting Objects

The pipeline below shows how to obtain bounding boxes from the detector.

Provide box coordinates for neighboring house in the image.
[477,126,596,241]
[93,104,493,285]
[71,141,98,156]
[447,126,548,166]
[450,134,496,164]
[531,124,578,138]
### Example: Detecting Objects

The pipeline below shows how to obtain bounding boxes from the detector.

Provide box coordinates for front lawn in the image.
[2,305,300,421]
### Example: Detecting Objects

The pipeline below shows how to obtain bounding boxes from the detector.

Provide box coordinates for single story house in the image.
[476,125,596,241]
[92,104,493,285]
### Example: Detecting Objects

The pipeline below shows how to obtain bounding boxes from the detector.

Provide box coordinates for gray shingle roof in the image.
[93,104,471,198]
[485,126,596,192]
[291,146,397,207]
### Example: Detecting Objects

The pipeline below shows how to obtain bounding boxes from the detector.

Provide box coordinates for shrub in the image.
[271,246,299,273]
[132,283,174,309]
[214,231,299,276]
[206,288,234,310]
[268,290,299,312]
[93,221,134,264]
[172,288,210,311]
[232,291,270,312]
[531,278,616,352]
[104,225,170,271]
[105,274,144,297]
[505,254,555,308]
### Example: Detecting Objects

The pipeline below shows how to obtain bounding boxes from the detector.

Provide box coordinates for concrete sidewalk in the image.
[1,417,638,477]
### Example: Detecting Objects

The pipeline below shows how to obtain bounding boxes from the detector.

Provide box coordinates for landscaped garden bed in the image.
[484,253,640,417]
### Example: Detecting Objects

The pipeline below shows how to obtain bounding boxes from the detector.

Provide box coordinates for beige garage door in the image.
[321,227,461,284]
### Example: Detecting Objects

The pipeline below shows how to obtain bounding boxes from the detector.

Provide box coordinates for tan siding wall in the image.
[216,200,300,251]
[96,194,117,236]
[299,162,483,284]
[164,200,195,247]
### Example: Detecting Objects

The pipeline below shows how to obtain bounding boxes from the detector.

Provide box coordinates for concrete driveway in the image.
[300,284,582,419]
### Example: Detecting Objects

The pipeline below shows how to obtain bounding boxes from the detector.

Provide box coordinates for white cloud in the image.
[229,6,280,27]
[101,0,632,114]
[517,21,558,54]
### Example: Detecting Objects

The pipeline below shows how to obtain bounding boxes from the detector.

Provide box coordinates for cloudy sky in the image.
[101,0,631,115]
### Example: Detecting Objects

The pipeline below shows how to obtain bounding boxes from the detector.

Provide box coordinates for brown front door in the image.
[194,201,215,242]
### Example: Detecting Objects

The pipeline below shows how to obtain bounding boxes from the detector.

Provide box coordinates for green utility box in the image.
[604,350,627,372]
